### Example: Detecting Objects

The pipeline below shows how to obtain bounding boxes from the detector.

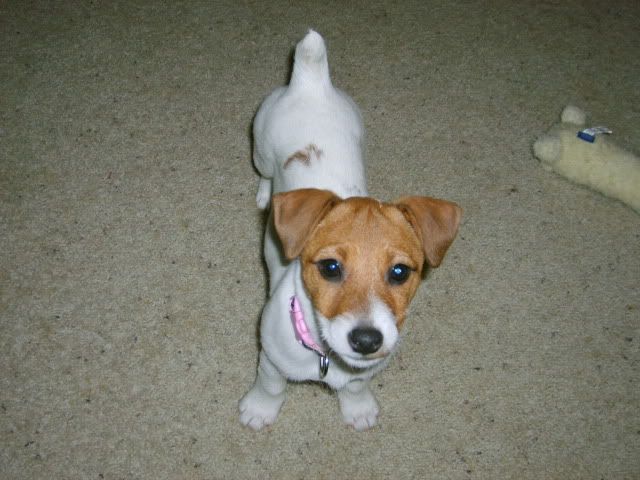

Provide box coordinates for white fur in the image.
[240,31,394,431]
[252,30,367,208]
[317,297,399,370]
[533,105,640,213]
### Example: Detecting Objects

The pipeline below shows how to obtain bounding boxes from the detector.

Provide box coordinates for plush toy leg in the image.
[533,135,561,172]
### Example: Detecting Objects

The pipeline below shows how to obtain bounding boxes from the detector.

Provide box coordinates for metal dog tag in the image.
[319,354,329,379]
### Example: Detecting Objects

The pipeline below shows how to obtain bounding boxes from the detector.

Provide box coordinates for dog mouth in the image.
[317,314,400,370]
[319,328,392,369]
[330,349,391,370]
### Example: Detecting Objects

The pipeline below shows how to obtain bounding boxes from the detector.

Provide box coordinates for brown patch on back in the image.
[284,144,323,169]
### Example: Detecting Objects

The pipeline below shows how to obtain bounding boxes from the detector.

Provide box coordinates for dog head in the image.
[273,188,461,370]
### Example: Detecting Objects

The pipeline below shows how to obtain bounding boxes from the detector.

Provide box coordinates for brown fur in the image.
[272,189,461,327]
[284,144,323,169]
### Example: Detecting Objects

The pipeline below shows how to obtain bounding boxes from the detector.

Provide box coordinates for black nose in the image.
[348,327,383,355]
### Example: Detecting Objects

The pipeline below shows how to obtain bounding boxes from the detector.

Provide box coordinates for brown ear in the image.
[395,196,462,268]
[272,189,339,259]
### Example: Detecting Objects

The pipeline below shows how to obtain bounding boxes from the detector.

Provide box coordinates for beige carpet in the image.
[1,1,638,478]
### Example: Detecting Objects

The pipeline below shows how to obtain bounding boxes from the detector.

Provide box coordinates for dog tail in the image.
[289,30,331,90]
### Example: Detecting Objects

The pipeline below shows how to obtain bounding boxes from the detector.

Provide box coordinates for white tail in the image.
[289,30,331,90]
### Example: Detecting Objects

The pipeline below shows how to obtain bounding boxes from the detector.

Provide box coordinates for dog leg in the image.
[256,177,272,209]
[337,379,379,431]
[239,351,287,430]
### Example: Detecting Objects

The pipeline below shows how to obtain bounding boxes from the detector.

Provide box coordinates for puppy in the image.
[240,30,461,431]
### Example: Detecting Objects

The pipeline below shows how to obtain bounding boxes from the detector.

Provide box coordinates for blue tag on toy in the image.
[577,126,612,143]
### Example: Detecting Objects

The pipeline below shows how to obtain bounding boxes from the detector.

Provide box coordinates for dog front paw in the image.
[338,381,380,431]
[239,386,285,431]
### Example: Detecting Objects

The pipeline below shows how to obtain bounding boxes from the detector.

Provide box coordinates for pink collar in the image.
[289,296,329,378]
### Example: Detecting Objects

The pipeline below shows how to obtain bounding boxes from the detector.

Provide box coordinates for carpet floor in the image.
[1,1,638,478]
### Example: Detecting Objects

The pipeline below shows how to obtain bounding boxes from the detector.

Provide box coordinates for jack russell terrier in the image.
[239,30,462,431]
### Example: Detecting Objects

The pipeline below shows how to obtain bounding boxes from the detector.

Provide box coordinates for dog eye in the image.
[388,264,411,285]
[317,259,343,282]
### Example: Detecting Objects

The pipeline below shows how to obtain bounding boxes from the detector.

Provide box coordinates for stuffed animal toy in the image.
[533,105,640,213]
